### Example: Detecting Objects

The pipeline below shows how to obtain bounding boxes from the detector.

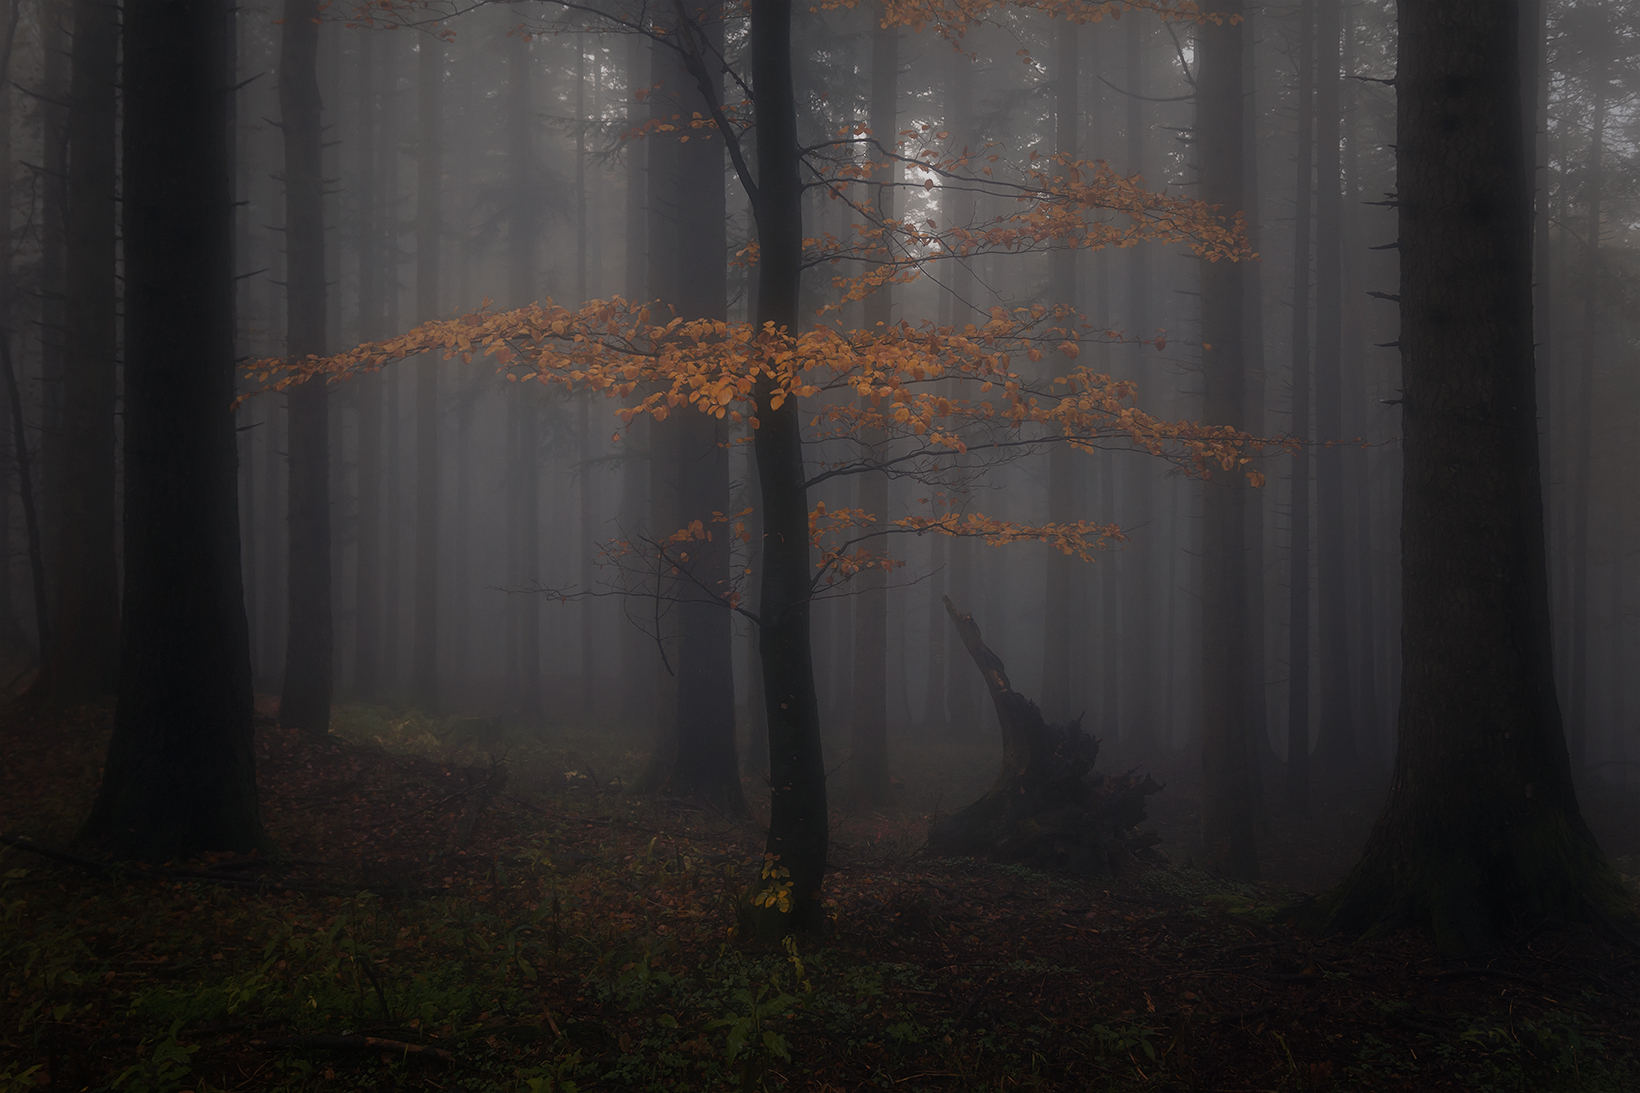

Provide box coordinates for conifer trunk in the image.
[84,0,262,861]
[52,0,120,702]
[1318,0,1630,953]
[277,0,332,733]
[413,32,441,712]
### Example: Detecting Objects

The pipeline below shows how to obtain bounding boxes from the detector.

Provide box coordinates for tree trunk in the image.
[277,0,332,733]
[1312,0,1353,765]
[50,0,120,702]
[848,2,895,810]
[749,0,826,934]
[1567,42,1604,776]
[1197,0,1257,881]
[380,38,402,694]
[352,29,381,701]
[1284,0,1315,818]
[1041,21,1080,726]
[1316,0,1630,953]
[507,28,540,717]
[412,32,441,712]
[0,2,15,648]
[83,0,262,860]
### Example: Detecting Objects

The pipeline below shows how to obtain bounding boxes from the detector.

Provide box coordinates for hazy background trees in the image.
[0,0,1635,857]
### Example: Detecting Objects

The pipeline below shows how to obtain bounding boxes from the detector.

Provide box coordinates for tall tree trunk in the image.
[507,29,540,716]
[1121,13,1155,756]
[749,0,826,933]
[1240,2,1272,800]
[380,38,402,694]
[38,0,67,613]
[84,0,261,860]
[1041,20,1080,725]
[51,0,120,702]
[413,31,441,712]
[1567,43,1605,776]
[352,29,382,700]
[1311,0,1352,765]
[618,32,653,730]
[1284,0,1315,818]
[641,1,746,813]
[1317,0,1629,954]
[0,1,16,646]
[1197,0,1256,881]
[277,0,332,732]
[849,2,895,810]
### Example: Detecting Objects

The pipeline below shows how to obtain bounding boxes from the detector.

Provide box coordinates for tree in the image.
[51,0,120,702]
[413,30,442,712]
[1284,0,1314,818]
[83,0,262,861]
[1196,0,1257,880]
[264,0,1259,934]
[278,0,334,734]
[1315,0,1632,953]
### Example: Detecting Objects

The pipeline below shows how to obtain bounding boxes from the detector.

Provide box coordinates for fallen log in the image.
[928,597,1162,873]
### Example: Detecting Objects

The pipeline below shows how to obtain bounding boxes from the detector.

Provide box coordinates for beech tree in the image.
[1316,0,1632,952]
[263,0,1262,933]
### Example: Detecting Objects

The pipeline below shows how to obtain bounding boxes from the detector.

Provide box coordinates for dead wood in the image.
[928,598,1161,873]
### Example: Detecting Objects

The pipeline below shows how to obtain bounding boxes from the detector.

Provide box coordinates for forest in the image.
[1,0,1639,1089]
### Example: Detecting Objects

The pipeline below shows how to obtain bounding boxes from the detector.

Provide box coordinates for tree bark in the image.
[848,2,895,810]
[507,28,540,716]
[1041,20,1080,726]
[1284,0,1315,818]
[749,0,827,934]
[51,0,120,702]
[1317,0,1631,953]
[277,0,332,733]
[352,28,382,701]
[1197,0,1257,881]
[1312,0,1353,765]
[83,0,262,860]
[413,31,441,713]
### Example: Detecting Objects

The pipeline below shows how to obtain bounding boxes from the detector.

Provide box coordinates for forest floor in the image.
[3,700,1639,1093]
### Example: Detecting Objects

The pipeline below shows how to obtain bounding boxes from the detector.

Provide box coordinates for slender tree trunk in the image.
[1122,13,1155,756]
[750,0,826,933]
[1311,0,1352,765]
[849,2,895,809]
[84,0,261,860]
[277,0,332,732]
[352,30,381,700]
[507,30,540,716]
[1041,20,1080,725]
[413,31,440,712]
[619,31,653,730]
[380,38,402,694]
[1318,0,1629,953]
[1567,50,1604,775]
[0,5,15,645]
[1197,0,1256,881]
[1284,0,1315,818]
[38,1,66,607]
[51,0,120,702]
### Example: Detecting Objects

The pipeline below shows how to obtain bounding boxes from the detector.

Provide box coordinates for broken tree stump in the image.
[929,597,1162,873]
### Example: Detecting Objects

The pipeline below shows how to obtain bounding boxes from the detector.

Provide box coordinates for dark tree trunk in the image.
[1317,0,1631,953]
[656,0,751,807]
[848,2,895,810]
[749,0,826,934]
[1312,0,1353,765]
[510,31,541,716]
[1284,0,1315,818]
[1566,40,1605,775]
[83,0,262,860]
[1041,21,1080,726]
[0,2,15,647]
[277,0,332,733]
[51,0,120,702]
[1197,0,1257,881]
[352,29,381,700]
[38,0,66,605]
[413,31,440,712]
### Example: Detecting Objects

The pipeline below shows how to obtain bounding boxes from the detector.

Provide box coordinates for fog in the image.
[3,0,1637,801]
